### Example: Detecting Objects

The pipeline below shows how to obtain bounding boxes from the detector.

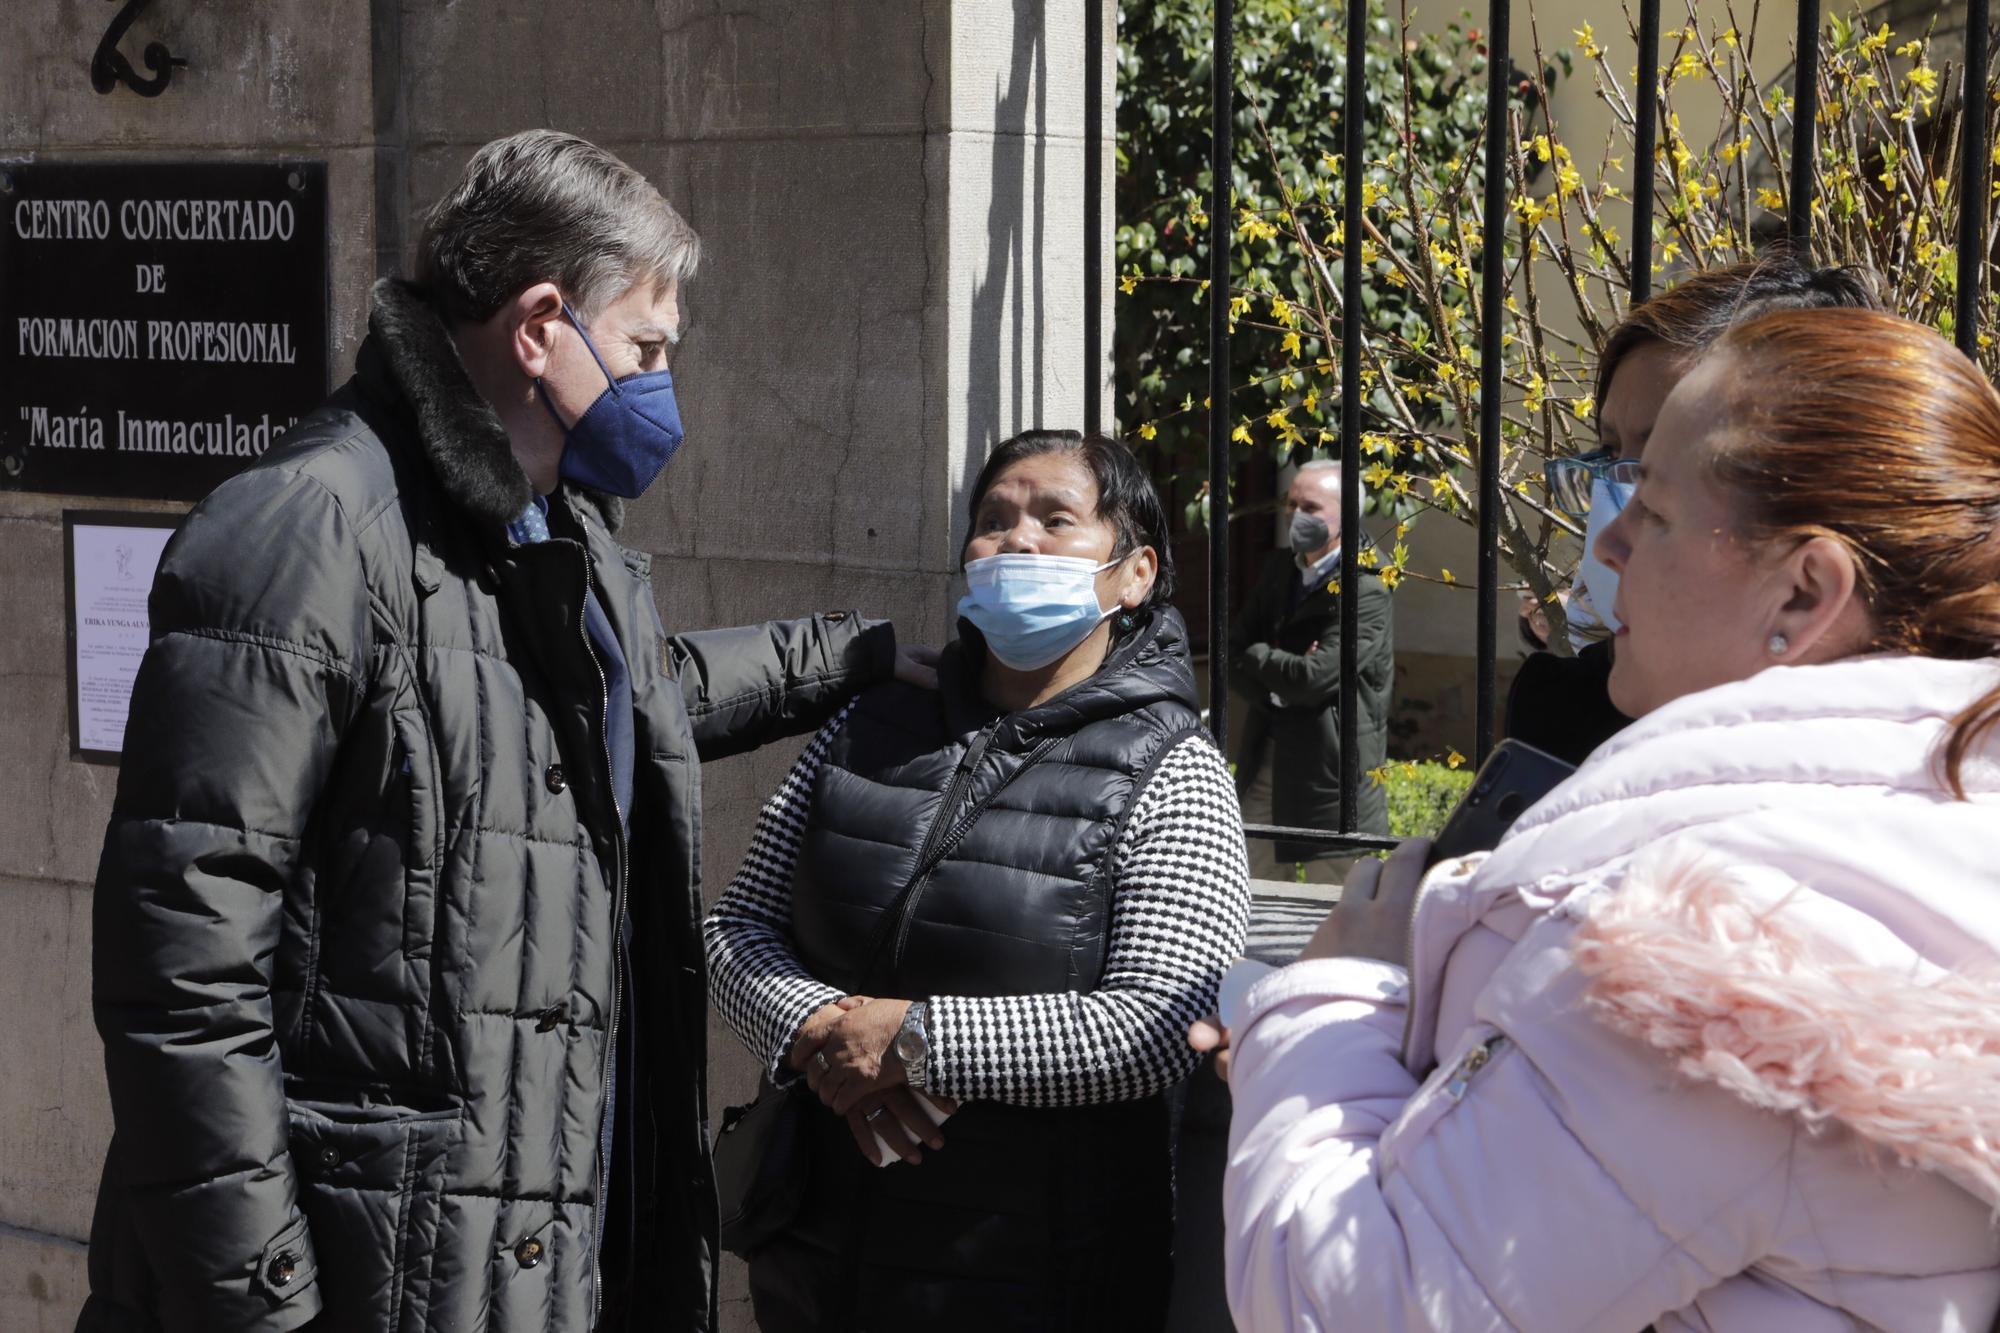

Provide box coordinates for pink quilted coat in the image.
[1225,655,2000,1332]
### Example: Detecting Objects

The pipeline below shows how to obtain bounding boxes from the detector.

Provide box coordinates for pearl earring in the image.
[1768,633,1789,657]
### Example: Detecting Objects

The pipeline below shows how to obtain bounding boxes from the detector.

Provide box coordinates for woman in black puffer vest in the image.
[705,431,1251,1331]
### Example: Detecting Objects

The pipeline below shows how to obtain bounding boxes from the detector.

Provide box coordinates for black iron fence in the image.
[1108,0,1996,857]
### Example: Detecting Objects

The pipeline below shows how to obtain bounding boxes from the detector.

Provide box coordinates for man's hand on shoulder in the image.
[894,642,942,691]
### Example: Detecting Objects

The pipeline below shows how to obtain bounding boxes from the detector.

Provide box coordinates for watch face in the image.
[894,1029,927,1062]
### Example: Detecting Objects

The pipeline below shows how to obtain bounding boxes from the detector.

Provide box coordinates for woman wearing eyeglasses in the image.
[1507,260,1880,764]
[1217,305,2000,1333]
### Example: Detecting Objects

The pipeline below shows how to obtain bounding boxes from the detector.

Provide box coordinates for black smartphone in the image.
[1424,739,1576,867]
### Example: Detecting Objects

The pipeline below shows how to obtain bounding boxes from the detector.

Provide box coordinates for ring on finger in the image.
[814,1051,831,1074]
[864,1107,886,1122]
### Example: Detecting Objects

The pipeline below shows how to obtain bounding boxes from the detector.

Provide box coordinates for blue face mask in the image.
[958,553,1124,670]
[1570,474,1635,650]
[536,301,685,499]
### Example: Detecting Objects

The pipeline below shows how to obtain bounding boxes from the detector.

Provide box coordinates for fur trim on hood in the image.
[1572,846,2000,1213]
[366,279,623,534]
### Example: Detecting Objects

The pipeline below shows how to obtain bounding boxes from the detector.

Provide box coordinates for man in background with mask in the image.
[1227,459,1393,881]
[80,130,933,1333]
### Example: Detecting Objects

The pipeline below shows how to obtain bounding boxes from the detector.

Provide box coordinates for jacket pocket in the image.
[288,1097,462,1333]
[391,702,443,964]
[1378,1027,1513,1177]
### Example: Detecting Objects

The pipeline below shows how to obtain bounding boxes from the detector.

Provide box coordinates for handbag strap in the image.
[852,734,1063,994]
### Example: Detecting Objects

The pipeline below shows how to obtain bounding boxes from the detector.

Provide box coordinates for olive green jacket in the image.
[1229,549,1394,855]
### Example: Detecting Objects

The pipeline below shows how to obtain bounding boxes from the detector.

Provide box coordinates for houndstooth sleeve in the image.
[925,733,1251,1107]
[702,702,856,1081]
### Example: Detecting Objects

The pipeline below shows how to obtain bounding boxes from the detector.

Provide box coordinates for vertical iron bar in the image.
[1086,0,1105,433]
[1958,0,1991,357]
[1337,0,1365,831]
[1788,0,1821,258]
[1208,0,1234,754]
[1475,0,1510,763]
[1631,0,1661,304]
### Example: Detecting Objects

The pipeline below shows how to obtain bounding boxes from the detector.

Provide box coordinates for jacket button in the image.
[314,1145,339,1171]
[267,1251,298,1286]
[514,1236,545,1269]
[544,764,566,794]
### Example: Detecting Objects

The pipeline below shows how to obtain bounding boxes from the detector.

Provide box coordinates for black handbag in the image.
[714,1073,813,1257]
[711,734,1062,1257]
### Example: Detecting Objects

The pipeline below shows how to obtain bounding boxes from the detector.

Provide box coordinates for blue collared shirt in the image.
[511,497,633,828]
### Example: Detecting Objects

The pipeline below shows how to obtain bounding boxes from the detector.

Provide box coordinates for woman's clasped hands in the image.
[788,994,958,1165]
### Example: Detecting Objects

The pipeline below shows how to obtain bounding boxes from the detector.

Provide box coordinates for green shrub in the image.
[1376,760,1474,840]
[1115,0,1543,524]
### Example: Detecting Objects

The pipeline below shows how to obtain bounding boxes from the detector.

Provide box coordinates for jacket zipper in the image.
[1380,1030,1510,1178]
[577,550,627,1329]
[1444,1034,1507,1099]
[1397,869,1436,1069]
[889,723,997,972]
[1397,853,1489,1072]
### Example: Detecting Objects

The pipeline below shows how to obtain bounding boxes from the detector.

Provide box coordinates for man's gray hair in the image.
[1296,457,1366,505]
[416,129,700,324]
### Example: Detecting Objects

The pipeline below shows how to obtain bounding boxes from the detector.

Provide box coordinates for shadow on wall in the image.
[960,0,1049,529]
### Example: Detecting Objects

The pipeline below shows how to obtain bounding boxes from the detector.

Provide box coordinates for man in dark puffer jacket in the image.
[78,130,926,1333]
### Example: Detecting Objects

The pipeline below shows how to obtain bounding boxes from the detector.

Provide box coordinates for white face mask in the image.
[1568,475,1635,652]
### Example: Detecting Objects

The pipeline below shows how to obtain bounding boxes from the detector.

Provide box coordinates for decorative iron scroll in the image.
[91,0,187,99]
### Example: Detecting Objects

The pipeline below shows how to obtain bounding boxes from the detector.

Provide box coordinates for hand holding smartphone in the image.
[1425,740,1575,867]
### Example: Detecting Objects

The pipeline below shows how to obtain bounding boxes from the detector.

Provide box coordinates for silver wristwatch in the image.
[893,1001,931,1091]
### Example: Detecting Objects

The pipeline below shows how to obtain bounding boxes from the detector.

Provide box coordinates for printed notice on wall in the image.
[65,511,180,761]
[1,161,329,502]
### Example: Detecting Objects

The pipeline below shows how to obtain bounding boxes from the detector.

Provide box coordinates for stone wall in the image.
[0,3,1111,1329]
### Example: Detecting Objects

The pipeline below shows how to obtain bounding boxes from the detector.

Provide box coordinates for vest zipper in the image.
[577,551,627,1329]
[889,723,997,972]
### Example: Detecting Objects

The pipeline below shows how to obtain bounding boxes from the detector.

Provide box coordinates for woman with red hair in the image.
[1213,309,2000,1331]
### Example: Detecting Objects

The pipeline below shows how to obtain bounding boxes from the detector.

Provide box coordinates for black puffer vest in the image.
[758,609,1206,1332]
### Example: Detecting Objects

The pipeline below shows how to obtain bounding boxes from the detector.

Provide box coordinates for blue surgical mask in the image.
[537,302,685,499]
[1570,474,1634,650]
[958,553,1123,670]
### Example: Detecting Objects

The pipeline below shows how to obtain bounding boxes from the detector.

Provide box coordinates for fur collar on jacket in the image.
[366,277,622,535]
[1465,654,2000,1212]
[1573,844,2000,1214]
